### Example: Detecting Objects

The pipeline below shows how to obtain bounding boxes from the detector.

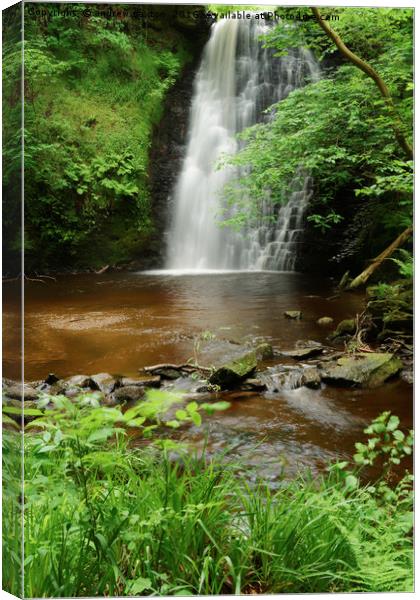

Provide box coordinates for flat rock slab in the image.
[322,353,402,388]
[241,378,267,391]
[121,376,161,388]
[196,339,249,368]
[280,347,324,360]
[143,366,185,380]
[2,381,39,402]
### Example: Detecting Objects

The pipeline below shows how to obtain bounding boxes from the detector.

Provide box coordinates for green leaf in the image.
[3,406,43,417]
[201,401,231,413]
[129,577,151,594]
[387,415,400,431]
[43,431,51,443]
[123,405,143,422]
[2,414,19,429]
[372,423,386,433]
[345,475,359,491]
[175,409,188,420]
[392,429,405,441]
[53,429,63,445]
[87,427,115,443]
[37,445,57,454]
[190,411,202,427]
[353,453,365,464]
[333,461,349,470]
[126,417,146,428]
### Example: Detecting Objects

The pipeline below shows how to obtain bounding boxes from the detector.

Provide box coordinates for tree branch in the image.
[311,8,413,161]
[347,226,413,289]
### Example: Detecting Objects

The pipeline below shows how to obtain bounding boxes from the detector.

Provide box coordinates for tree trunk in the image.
[311,8,413,161]
[347,227,413,289]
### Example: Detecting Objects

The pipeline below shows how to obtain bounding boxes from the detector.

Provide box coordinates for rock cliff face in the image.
[148,21,210,268]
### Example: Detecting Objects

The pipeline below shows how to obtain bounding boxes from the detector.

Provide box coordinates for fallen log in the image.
[347,227,413,290]
[95,264,110,275]
[143,362,212,374]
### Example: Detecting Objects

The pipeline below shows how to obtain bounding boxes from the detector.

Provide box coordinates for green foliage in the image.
[2,399,413,596]
[3,3,193,271]
[367,272,412,338]
[389,249,413,279]
[220,7,413,258]
[307,210,343,232]
[353,412,412,470]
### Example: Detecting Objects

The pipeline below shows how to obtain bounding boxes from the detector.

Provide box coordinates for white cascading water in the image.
[166,17,320,271]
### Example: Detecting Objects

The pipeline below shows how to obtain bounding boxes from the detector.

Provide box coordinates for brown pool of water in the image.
[3,271,413,479]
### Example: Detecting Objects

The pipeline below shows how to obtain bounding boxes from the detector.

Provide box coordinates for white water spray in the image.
[166,18,320,271]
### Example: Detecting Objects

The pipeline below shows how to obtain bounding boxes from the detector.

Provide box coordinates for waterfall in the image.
[166,17,320,271]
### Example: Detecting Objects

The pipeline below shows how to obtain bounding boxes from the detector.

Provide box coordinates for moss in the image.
[331,318,356,338]
[15,9,203,272]
[367,280,413,339]
[322,353,403,388]
[209,351,257,389]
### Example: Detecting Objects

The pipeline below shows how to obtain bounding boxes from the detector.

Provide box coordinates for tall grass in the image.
[2,396,413,596]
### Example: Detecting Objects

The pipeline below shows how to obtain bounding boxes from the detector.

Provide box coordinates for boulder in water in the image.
[301,368,322,389]
[317,317,333,326]
[284,311,302,320]
[208,351,257,389]
[330,319,356,338]
[255,342,274,359]
[322,353,402,388]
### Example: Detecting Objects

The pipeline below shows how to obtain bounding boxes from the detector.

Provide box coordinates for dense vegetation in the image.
[3,394,413,596]
[3,3,207,272]
[222,7,413,272]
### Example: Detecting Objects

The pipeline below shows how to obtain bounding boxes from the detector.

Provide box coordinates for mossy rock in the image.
[331,318,356,338]
[255,343,274,360]
[209,351,257,390]
[322,353,402,388]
